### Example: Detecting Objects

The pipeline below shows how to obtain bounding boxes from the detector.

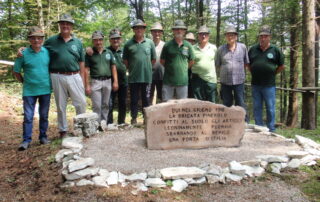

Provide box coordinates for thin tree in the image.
[129,0,144,21]
[216,0,221,47]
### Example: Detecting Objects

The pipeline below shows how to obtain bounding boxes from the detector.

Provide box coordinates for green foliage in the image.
[165,179,173,186]
[299,163,320,201]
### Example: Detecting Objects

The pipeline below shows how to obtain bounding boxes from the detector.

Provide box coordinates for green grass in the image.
[299,163,320,201]
[276,127,320,143]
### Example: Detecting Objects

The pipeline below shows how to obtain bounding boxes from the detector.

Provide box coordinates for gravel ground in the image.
[82,128,301,174]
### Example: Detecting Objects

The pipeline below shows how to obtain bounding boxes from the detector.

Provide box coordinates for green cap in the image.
[131,19,147,28]
[109,28,121,39]
[150,22,163,31]
[224,25,237,35]
[259,25,271,35]
[198,25,210,34]
[172,20,187,30]
[28,26,45,37]
[185,32,195,40]
[57,13,75,24]
[92,31,104,39]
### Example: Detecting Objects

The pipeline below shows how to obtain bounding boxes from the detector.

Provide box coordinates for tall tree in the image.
[129,0,144,21]
[216,0,221,47]
[301,0,316,129]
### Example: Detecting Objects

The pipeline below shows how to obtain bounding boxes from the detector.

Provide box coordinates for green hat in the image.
[131,19,147,28]
[172,20,187,30]
[224,25,237,35]
[150,22,163,31]
[92,31,104,39]
[109,28,121,39]
[198,25,210,34]
[185,32,195,40]
[57,13,75,24]
[28,26,45,37]
[259,25,271,35]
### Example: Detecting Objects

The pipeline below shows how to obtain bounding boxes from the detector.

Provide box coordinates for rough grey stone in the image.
[144,178,166,187]
[76,179,94,186]
[253,125,269,132]
[126,172,147,181]
[62,137,83,150]
[206,175,220,184]
[171,179,188,192]
[225,173,243,181]
[106,171,118,185]
[260,161,269,168]
[229,161,246,176]
[206,165,222,176]
[306,161,317,166]
[256,155,289,163]
[107,123,118,131]
[246,124,255,129]
[295,135,320,149]
[68,158,95,173]
[184,177,206,185]
[133,182,148,192]
[270,163,282,174]
[92,176,109,187]
[301,155,318,165]
[62,167,99,181]
[73,112,99,137]
[242,165,265,177]
[281,163,288,169]
[118,172,127,183]
[287,159,301,169]
[304,148,320,156]
[286,151,309,159]
[98,169,109,177]
[60,181,75,188]
[55,149,74,163]
[160,167,206,180]
[240,160,261,167]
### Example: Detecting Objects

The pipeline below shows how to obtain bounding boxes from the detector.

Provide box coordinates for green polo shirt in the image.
[192,43,217,83]
[161,39,195,86]
[44,34,85,72]
[122,37,156,83]
[248,44,284,86]
[14,47,51,96]
[85,48,115,78]
[108,46,128,86]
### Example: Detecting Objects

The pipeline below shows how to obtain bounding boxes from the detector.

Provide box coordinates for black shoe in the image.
[18,142,29,151]
[98,126,104,132]
[40,137,50,144]
[131,118,137,125]
[59,131,67,139]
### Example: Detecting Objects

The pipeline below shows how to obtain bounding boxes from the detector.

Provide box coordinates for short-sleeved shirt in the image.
[14,47,51,96]
[152,40,165,81]
[85,47,115,78]
[215,42,249,85]
[192,43,217,83]
[122,37,156,83]
[249,44,284,86]
[108,46,128,86]
[44,34,85,72]
[161,39,195,86]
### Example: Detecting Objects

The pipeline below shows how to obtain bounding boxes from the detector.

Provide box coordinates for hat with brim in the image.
[185,33,195,40]
[150,22,163,31]
[57,13,75,24]
[198,25,210,34]
[109,29,122,39]
[131,19,147,28]
[259,25,271,35]
[172,20,187,30]
[92,31,104,39]
[224,25,238,35]
[28,26,45,37]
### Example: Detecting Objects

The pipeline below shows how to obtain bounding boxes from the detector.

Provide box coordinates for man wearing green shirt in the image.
[248,25,285,132]
[160,20,195,101]
[191,25,217,102]
[14,26,51,150]
[123,19,156,124]
[85,31,118,130]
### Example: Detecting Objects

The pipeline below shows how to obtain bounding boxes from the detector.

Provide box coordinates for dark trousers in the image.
[220,83,249,122]
[149,80,163,104]
[108,84,128,124]
[22,94,51,143]
[191,74,216,102]
[130,83,150,120]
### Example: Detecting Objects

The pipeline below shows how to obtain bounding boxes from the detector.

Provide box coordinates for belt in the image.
[92,76,111,80]
[51,71,79,75]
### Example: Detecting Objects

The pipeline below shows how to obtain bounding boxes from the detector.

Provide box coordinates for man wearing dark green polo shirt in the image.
[160,20,195,101]
[85,31,118,130]
[248,25,285,132]
[123,19,156,124]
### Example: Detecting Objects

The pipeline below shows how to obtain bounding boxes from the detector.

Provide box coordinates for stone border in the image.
[56,122,320,193]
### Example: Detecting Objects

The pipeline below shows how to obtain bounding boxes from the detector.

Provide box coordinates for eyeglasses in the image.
[29,37,44,41]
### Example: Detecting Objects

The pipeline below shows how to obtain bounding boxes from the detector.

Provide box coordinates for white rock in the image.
[145,178,166,187]
[256,155,289,163]
[301,155,318,165]
[225,173,243,181]
[68,158,95,172]
[185,177,206,185]
[147,169,161,178]
[270,132,285,138]
[246,124,255,129]
[121,182,128,187]
[253,125,269,132]
[55,149,74,163]
[206,175,220,184]
[98,169,109,177]
[62,160,74,169]
[229,161,246,176]
[242,165,265,177]
[107,123,118,131]
[286,151,309,159]
[295,135,320,149]
[133,182,148,192]
[281,163,288,169]
[60,181,75,188]
[171,179,188,192]
[160,167,206,180]
[270,163,282,174]
[306,161,317,166]
[62,167,99,181]
[240,160,261,167]
[287,159,301,169]
[285,138,296,143]
[62,137,83,150]
[106,171,118,185]
[126,172,147,181]
[76,179,94,186]
[260,161,268,168]
[259,131,271,136]
[245,129,254,133]
[206,165,222,176]
[118,172,127,183]
[304,148,320,156]
[92,176,109,187]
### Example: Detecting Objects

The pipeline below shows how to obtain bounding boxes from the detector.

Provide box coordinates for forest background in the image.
[0,0,319,131]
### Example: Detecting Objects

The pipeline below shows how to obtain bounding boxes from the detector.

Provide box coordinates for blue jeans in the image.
[22,94,51,143]
[130,83,150,119]
[252,85,276,132]
[220,83,248,122]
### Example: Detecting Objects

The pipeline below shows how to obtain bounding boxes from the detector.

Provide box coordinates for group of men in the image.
[13,13,284,151]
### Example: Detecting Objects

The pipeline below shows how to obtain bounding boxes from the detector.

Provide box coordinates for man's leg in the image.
[162,84,175,102]
[220,84,233,107]
[252,85,264,126]
[118,85,128,124]
[205,82,216,103]
[234,83,249,122]
[108,91,115,124]
[149,80,156,105]
[130,83,139,123]
[176,85,188,99]
[38,94,51,140]
[100,79,112,123]
[191,74,203,100]
[68,74,86,115]
[22,96,37,143]
[262,86,276,132]
[155,80,163,102]
[90,79,103,122]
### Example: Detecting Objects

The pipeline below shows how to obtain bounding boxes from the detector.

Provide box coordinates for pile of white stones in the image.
[56,124,320,193]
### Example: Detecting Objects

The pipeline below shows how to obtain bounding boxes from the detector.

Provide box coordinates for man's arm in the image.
[123,59,129,69]
[85,67,91,95]
[188,60,194,69]
[79,61,86,86]
[111,64,119,91]
[275,65,285,74]
[13,72,23,83]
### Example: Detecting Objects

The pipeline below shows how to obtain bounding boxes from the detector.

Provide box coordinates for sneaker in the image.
[18,142,29,151]
[39,137,50,144]
[59,131,67,138]
[131,118,137,125]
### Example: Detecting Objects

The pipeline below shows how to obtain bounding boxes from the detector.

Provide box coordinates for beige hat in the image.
[28,26,45,37]
[172,20,187,30]
[185,32,195,40]
[198,25,210,34]
[109,28,121,39]
[224,25,238,35]
[131,19,147,28]
[57,13,75,24]
[259,25,271,35]
[92,31,104,39]
[150,22,163,31]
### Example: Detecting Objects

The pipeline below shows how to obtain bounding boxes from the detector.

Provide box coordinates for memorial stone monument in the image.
[144,99,246,150]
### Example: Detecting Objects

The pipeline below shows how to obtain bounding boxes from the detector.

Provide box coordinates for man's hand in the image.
[112,81,119,92]
[17,47,26,57]
[86,47,94,56]
[85,86,91,96]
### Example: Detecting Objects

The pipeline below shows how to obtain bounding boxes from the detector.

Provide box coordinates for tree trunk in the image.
[216,0,221,47]
[244,0,248,46]
[129,0,144,21]
[301,0,316,129]
[36,0,44,31]
[199,0,204,26]
[236,0,241,33]
[286,0,300,127]
[314,0,320,127]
